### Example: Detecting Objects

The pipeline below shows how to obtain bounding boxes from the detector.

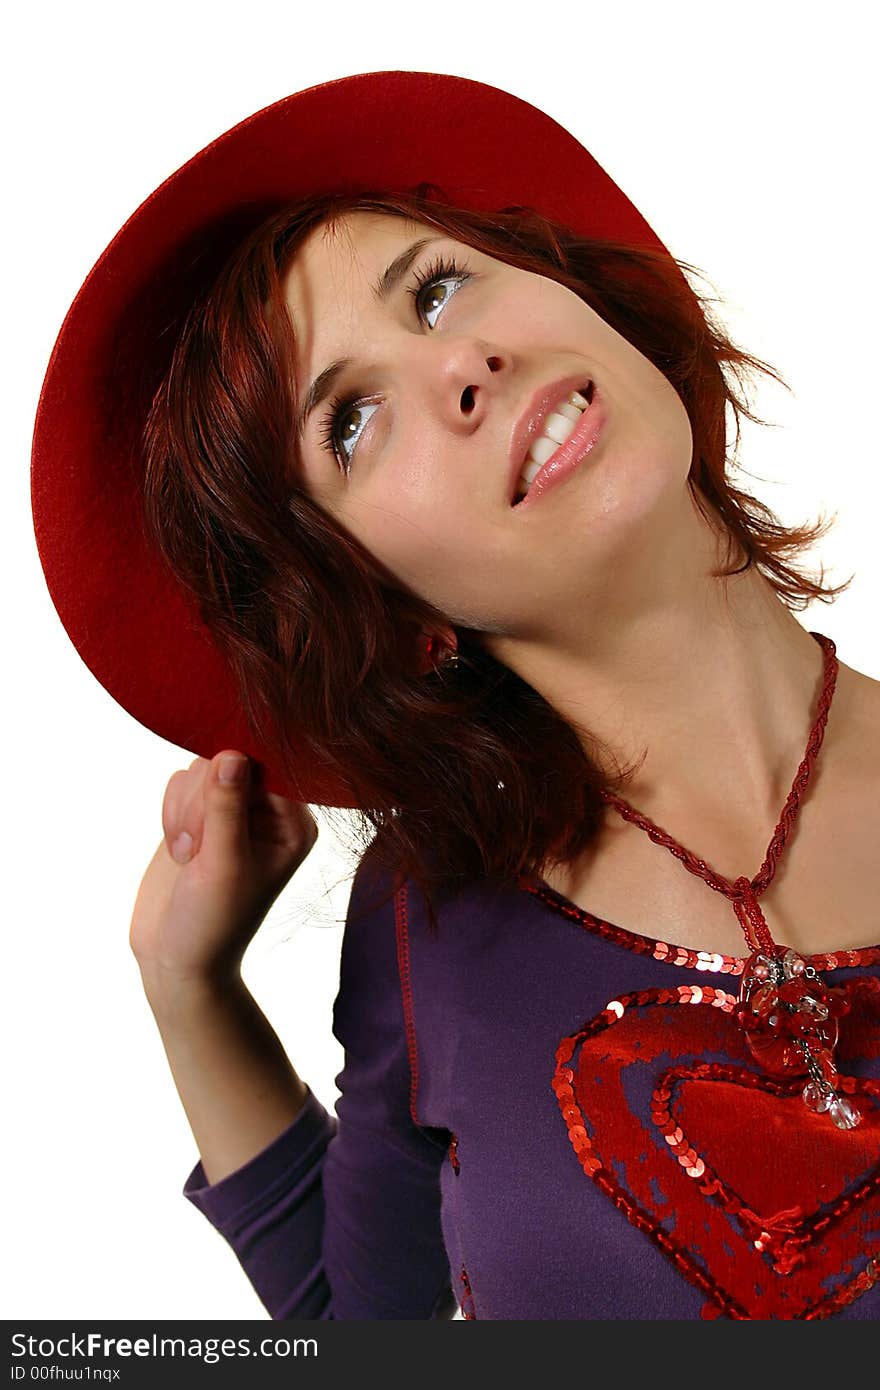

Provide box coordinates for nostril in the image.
[486,356,503,373]
[461,385,476,412]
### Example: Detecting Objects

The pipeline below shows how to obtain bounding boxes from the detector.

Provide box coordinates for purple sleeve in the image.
[182,849,456,1319]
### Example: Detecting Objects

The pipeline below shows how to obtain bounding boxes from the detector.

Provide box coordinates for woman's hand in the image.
[129,752,318,994]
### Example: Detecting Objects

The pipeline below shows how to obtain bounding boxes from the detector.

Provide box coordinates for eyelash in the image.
[316,253,472,467]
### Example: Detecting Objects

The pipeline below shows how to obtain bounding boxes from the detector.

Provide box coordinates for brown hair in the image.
[140,186,851,934]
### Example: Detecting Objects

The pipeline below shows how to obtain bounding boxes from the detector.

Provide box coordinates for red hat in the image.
[31,70,673,808]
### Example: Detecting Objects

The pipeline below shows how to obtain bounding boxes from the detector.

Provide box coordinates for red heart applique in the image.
[552,981,880,1319]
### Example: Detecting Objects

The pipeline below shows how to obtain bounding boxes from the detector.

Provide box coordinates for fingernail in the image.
[171,831,193,863]
[219,754,247,784]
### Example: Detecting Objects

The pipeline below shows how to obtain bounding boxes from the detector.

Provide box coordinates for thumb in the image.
[202,751,252,864]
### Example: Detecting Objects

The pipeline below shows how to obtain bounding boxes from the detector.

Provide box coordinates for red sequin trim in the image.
[520,873,880,976]
[814,1255,880,1318]
[652,1062,880,1272]
[553,985,880,1319]
[394,883,422,1129]
[459,1265,476,1319]
[448,1133,460,1174]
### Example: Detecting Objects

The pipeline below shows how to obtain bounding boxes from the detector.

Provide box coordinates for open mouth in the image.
[512,381,595,506]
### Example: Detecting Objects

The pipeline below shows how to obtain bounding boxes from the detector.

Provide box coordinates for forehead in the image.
[281,210,442,384]
[284,210,431,303]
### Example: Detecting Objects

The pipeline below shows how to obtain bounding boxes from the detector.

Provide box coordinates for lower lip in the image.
[513,387,607,509]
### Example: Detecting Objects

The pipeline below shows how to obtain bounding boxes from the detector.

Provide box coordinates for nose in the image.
[415,337,507,431]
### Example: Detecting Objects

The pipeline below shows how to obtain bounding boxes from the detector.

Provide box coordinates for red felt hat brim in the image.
[31,69,672,808]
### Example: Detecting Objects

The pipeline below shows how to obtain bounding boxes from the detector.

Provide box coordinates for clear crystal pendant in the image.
[828,1095,861,1130]
[737,947,861,1128]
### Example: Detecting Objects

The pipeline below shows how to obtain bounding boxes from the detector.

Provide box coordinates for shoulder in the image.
[346,836,398,923]
[333,845,408,1061]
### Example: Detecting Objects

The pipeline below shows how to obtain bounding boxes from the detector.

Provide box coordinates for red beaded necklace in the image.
[597,629,862,1130]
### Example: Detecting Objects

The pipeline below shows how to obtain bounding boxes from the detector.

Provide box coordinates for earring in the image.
[419,631,460,675]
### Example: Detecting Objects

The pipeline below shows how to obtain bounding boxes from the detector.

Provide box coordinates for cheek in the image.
[353,462,479,597]
[502,284,587,342]
[651,372,693,460]
[356,516,470,612]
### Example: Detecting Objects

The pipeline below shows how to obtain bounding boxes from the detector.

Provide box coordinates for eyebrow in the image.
[294,236,444,438]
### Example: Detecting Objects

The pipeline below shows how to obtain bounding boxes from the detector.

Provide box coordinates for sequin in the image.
[518,872,880,979]
[552,982,880,1319]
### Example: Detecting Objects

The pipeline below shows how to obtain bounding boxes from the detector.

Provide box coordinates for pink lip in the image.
[510,383,606,509]
[507,375,595,506]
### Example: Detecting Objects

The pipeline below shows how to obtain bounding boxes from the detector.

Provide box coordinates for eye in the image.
[318,397,380,466]
[317,252,473,471]
[410,253,470,329]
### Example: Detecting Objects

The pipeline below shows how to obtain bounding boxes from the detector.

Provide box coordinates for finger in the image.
[248,789,319,850]
[200,751,252,867]
[162,768,192,848]
[163,760,211,861]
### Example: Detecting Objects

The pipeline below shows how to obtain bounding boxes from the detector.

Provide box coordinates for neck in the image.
[488,489,842,825]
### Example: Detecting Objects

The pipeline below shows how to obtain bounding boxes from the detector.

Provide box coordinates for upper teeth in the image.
[516,389,590,500]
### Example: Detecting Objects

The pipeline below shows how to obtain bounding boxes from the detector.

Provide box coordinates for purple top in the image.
[183,846,880,1319]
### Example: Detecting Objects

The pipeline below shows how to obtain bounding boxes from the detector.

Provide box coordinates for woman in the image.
[32,71,880,1320]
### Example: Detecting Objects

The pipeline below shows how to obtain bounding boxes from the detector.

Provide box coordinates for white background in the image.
[5,0,878,1321]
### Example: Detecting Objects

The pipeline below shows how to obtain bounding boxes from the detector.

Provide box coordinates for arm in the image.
[143,974,310,1187]
[177,847,457,1320]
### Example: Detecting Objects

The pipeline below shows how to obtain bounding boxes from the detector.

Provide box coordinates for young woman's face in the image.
[283,211,694,639]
